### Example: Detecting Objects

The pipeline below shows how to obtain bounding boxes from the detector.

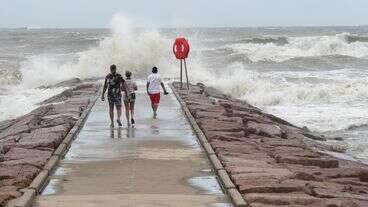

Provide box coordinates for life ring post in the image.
[173,37,190,90]
[180,59,183,89]
[184,59,189,90]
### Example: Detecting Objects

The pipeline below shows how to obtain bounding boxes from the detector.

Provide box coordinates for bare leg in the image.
[153,103,158,118]
[116,105,122,126]
[151,103,154,117]
[109,103,114,127]
[130,101,135,120]
[124,101,130,126]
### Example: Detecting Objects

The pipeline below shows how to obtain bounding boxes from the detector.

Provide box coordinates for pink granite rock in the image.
[359,169,368,182]
[2,147,52,168]
[0,81,99,206]
[198,119,243,132]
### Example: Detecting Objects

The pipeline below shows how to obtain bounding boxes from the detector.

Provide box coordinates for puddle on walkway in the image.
[42,179,60,195]
[188,176,224,195]
[188,174,233,206]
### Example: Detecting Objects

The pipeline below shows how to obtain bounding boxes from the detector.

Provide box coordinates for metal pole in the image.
[180,59,183,89]
[184,59,189,90]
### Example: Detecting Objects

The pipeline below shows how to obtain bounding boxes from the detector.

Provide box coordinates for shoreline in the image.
[171,82,368,206]
[0,79,100,207]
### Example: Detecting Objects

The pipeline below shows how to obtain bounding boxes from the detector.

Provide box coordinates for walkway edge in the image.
[6,86,101,207]
[170,84,249,207]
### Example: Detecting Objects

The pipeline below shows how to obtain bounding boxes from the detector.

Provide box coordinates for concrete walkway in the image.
[34,86,231,207]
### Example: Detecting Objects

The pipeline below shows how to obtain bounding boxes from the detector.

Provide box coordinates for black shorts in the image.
[108,93,122,106]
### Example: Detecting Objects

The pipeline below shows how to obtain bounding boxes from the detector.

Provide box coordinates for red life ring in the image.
[173,38,190,59]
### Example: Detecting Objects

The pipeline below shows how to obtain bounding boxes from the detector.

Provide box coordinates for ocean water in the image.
[1,16,368,161]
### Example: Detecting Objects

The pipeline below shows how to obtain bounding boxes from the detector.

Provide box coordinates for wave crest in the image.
[239,37,289,46]
[227,33,368,62]
[20,13,173,88]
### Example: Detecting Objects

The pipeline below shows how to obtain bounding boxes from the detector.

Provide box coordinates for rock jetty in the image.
[0,80,99,206]
[172,82,368,207]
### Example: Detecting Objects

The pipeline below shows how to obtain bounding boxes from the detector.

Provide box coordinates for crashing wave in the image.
[347,123,368,130]
[19,14,175,88]
[0,69,22,85]
[227,33,368,62]
[239,36,289,46]
[343,34,368,43]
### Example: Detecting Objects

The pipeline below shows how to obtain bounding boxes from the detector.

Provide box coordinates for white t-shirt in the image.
[147,73,162,94]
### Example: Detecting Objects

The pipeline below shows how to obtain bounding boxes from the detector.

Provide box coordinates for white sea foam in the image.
[227,33,368,62]
[20,13,175,88]
[196,66,368,132]
[0,86,65,121]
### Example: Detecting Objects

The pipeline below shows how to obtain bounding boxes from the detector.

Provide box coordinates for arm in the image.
[133,82,138,91]
[161,82,168,95]
[146,82,150,95]
[101,77,107,101]
[121,81,128,95]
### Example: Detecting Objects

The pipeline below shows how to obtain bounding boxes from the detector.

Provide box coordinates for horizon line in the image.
[1,25,368,30]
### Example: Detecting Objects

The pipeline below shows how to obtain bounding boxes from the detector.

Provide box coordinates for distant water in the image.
[1,22,368,161]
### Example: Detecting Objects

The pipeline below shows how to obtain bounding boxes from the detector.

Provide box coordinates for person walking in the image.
[146,67,168,119]
[123,71,138,127]
[101,65,127,127]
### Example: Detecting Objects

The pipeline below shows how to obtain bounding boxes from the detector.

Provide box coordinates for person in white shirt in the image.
[146,67,168,119]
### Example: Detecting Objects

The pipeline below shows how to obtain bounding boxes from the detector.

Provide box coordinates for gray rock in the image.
[246,121,286,138]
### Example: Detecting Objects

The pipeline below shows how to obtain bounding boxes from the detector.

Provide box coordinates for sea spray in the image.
[20,13,173,88]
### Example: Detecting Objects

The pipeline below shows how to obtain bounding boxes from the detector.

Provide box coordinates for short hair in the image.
[125,71,132,78]
[152,67,158,73]
[110,65,116,70]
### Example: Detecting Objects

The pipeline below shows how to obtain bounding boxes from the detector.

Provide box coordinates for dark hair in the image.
[125,71,132,78]
[110,65,117,70]
[152,67,158,73]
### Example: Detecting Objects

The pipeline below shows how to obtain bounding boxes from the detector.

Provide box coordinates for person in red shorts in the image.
[146,67,168,119]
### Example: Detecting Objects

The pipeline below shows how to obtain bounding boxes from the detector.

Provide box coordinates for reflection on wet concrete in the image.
[188,176,223,195]
[110,127,136,139]
[42,179,60,196]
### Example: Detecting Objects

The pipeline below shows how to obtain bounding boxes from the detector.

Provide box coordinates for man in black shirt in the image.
[102,65,128,127]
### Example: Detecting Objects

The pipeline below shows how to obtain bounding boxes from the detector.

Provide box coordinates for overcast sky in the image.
[1,0,368,28]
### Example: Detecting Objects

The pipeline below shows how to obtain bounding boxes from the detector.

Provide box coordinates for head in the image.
[125,71,132,79]
[152,67,158,74]
[110,64,117,74]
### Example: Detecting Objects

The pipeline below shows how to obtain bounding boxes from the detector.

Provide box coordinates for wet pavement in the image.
[34,86,232,207]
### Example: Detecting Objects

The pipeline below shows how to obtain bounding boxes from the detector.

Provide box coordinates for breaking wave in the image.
[206,68,368,106]
[344,34,368,43]
[227,33,368,62]
[238,36,288,45]
[19,13,175,88]
[197,66,368,132]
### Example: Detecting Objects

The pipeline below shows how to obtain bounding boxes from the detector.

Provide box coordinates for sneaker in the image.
[117,119,122,127]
